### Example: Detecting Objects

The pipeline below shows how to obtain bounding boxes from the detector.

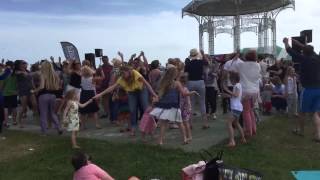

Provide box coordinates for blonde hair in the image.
[158,67,177,97]
[40,60,60,90]
[82,65,95,78]
[112,58,122,68]
[64,89,78,102]
[82,60,91,67]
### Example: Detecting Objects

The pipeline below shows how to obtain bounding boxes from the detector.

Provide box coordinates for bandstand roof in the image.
[182,0,294,16]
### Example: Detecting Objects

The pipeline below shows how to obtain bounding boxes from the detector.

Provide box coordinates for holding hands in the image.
[191,91,200,96]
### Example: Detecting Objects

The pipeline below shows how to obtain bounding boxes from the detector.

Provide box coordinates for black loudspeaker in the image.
[95,49,103,57]
[85,53,96,69]
[300,30,312,43]
[292,36,305,52]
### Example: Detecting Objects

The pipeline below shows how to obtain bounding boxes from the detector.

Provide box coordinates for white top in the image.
[236,62,261,94]
[230,83,243,112]
[286,77,297,95]
[259,61,269,78]
[224,58,244,72]
[224,58,244,86]
[81,77,96,91]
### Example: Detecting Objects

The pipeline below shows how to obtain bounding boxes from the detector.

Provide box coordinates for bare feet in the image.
[95,125,102,129]
[226,141,236,148]
[240,138,247,144]
[129,130,136,137]
[72,145,81,149]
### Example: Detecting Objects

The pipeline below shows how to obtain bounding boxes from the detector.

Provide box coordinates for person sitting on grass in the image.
[72,152,114,180]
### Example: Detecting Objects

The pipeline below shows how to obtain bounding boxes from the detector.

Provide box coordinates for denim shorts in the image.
[300,88,320,113]
[231,110,242,119]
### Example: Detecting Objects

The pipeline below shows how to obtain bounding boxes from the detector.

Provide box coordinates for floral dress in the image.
[180,87,192,121]
[65,101,80,131]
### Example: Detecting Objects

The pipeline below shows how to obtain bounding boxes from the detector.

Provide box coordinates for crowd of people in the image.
[1,37,320,150]
[1,37,320,180]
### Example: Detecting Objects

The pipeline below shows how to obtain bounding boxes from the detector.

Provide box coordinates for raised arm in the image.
[50,56,62,71]
[118,51,124,63]
[283,37,304,63]
[140,51,149,70]
[128,53,136,65]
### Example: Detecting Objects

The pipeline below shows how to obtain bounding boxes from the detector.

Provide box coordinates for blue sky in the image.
[0,0,186,15]
[0,0,319,64]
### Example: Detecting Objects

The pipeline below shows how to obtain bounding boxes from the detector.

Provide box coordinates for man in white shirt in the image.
[223,53,244,73]
[221,52,243,114]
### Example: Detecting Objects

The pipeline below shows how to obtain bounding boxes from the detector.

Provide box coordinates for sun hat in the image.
[190,48,199,57]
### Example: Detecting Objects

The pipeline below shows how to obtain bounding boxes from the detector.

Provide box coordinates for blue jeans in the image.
[109,99,119,122]
[128,88,149,128]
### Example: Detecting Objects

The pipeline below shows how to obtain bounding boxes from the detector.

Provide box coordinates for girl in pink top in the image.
[72,152,114,180]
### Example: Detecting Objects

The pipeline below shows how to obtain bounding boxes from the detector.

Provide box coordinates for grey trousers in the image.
[187,80,206,115]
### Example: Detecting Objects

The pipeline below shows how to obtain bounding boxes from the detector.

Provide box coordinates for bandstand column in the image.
[208,21,215,55]
[258,23,263,49]
[263,16,269,53]
[271,19,277,57]
[199,24,204,51]
[233,15,241,52]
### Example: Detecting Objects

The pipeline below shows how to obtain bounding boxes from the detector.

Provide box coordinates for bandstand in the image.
[182,0,295,56]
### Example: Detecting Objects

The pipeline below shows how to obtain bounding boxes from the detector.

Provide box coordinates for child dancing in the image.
[150,67,198,145]
[62,89,93,149]
[179,74,193,143]
[224,72,246,147]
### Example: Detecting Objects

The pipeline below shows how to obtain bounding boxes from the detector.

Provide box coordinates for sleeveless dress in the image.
[180,87,192,121]
[65,101,80,131]
[150,87,182,122]
[79,77,99,114]
[16,72,33,96]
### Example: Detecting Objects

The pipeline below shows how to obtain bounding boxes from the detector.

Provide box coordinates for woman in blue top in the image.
[150,67,198,145]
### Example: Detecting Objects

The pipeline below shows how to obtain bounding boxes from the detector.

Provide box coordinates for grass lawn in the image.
[1,116,320,180]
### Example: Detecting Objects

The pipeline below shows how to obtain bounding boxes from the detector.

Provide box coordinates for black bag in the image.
[202,150,263,180]
[219,165,263,180]
[202,150,224,180]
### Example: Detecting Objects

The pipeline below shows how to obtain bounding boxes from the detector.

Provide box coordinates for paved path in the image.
[7,108,269,152]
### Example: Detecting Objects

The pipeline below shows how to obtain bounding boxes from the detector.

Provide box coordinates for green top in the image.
[2,75,17,96]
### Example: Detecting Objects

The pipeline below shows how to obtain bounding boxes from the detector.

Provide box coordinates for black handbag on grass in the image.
[201,150,263,180]
[201,150,224,180]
